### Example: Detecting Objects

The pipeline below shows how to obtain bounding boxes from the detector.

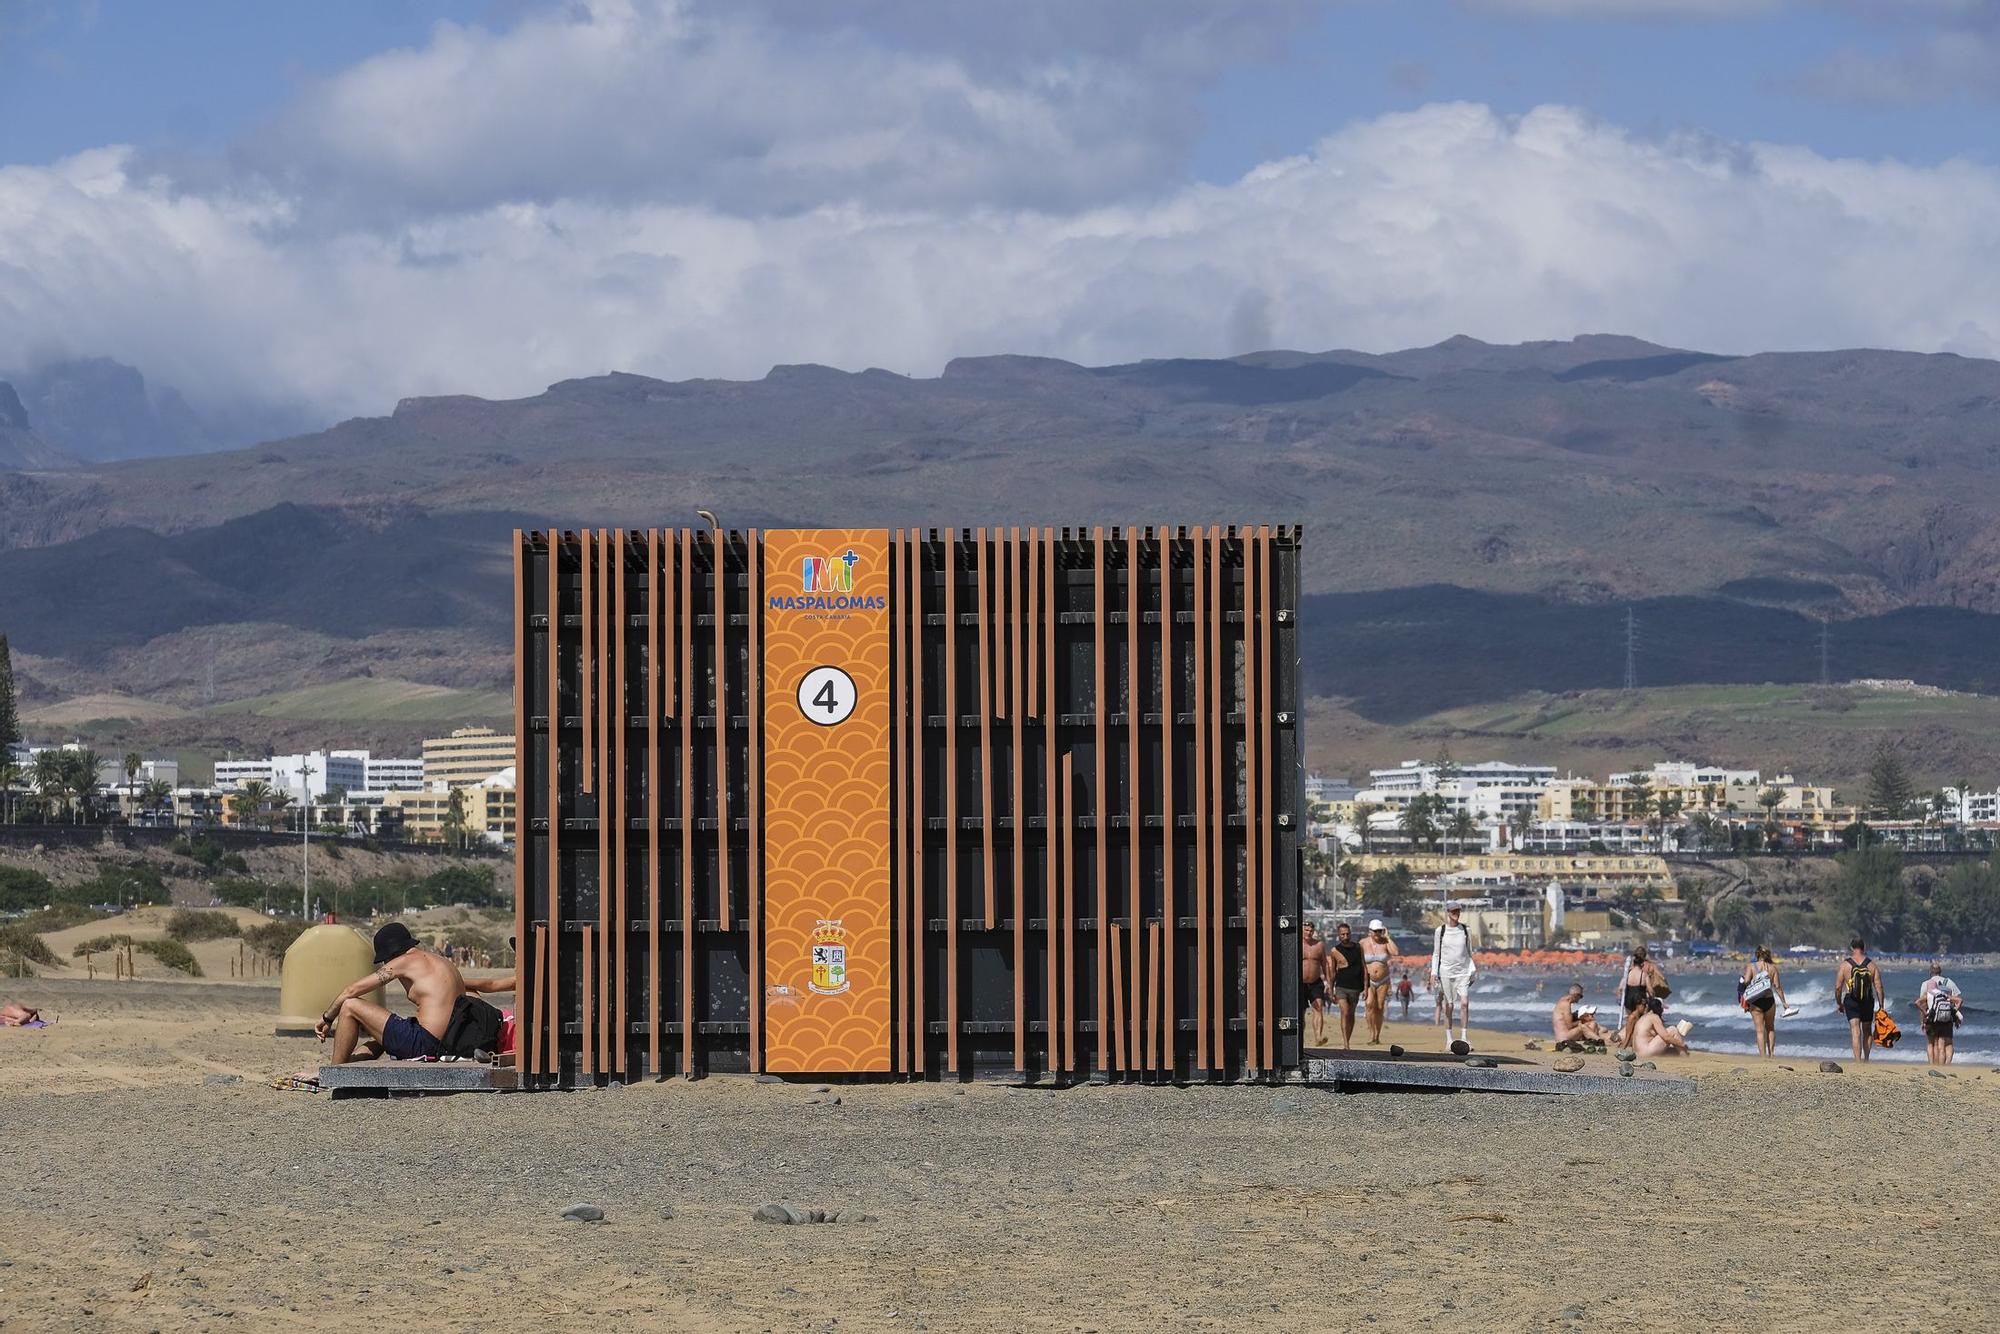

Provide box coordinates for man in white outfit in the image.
[1431,903,1477,1053]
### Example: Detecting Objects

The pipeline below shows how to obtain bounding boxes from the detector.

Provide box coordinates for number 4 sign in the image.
[795,665,858,726]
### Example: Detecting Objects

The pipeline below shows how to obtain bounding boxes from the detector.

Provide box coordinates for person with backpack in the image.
[1832,936,1882,1062]
[1430,904,1475,1053]
[1914,962,1963,1066]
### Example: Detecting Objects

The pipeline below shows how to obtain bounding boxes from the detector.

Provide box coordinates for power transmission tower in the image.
[1623,606,1638,691]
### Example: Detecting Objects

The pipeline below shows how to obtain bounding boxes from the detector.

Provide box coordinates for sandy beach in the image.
[0,977,1994,1331]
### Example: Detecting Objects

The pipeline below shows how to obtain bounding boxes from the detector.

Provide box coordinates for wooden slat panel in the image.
[679,529,695,1076]
[977,527,996,929]
[747,529,763,1073]
[1061,746,1077,1072]
[892,531,905,1073]
[713,525,730,934]
[1208,527,1225,1072]
[1244,529,1260,1073]
[1109,920,1126,1075]
[1192,527,1207,1076]
[1147,918,1163,1075]
[1008,527,1025,1072]
[1041,530,1060,1074]
[1092,526,1107,1076]
[545,530,562,1079]
[614,531,628,1074]
[1160,527,1175,1077]
[535,922,550,1082]
[944,531,958,1073]
[1126,528,1142,1073]
[912,533,927,1076]
[511,531,528,1076]
[581,529,594,795]
[648,529,662,1079]
[1258,526,1276,1073]
[597,530,610,1075]
[1029,523,1040,720]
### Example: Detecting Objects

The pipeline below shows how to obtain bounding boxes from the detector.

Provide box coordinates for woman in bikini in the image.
[1361,919,1400,1044]
[1617,944,1668,1049]
[1739,944,1788,1057]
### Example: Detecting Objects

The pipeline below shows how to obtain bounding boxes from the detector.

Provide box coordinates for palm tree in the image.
[31,751,71,822]
[123,751,144,816]
[443,787,471,849]
[140,779,175,826]
[1447,809,1478,853]
[0,755,19,824]
[1399,794,1438,852]
[67,748,102,823]
[1352,802,1381,854]
[232,778,271,828]
[268,790,295,832]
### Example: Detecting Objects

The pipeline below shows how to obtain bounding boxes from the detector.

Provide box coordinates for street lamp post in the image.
[297,761,317,920]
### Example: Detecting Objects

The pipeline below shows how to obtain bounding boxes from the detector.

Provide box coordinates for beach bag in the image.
[1742,973,1773,1005]
[1649,972,1672,1000]
[1872,1008,1900,1049]
[441,994,505,1058]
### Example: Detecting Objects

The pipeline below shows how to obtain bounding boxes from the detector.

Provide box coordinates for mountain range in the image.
[4,333,2000,775]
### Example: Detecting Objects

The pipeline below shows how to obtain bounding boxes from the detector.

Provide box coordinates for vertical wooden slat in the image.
[1092,528,1109,1075]
[581,924,595,1078]
[1160,528,1175,1078]
[597,530,610,1075]
[648,529,661,1079]
[679,529,695,1076]
[614,531,628,1074]
[891,532,905,1074]
[912,533,927,1076]
[1147,918,1163,1075]
[945,531,959,1072]
[1192,527,1207,1077]
[1109,920,1126,1075]
[1243,529,1260,1073]
[511,531,528,1074]
[977,527,996,929]
[1009,528,1025,1072]
[1061,746,1077,1072]
[1127,528,1143,1072]
[535,922,550,1082]
[1029,523,1040,719]
[1258,526,1276,1074]
[545,531,562,1080]
[713,525,730,934]
[581,530,594,796]
[747,530,763,1073]
[1209,527,1225,1073]
[1041,530,1059,1074]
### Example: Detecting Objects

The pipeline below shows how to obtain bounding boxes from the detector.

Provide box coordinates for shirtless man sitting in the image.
[316,923,505,1063]
[1628,1005,1691,1058]
[1550,983,1617,1048]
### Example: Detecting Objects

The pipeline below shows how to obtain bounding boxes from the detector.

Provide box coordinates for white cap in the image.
[1368,918,1385,931]
[1446,903,1462,913]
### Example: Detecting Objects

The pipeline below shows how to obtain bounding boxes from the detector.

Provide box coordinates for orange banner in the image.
[760,528,893,1072]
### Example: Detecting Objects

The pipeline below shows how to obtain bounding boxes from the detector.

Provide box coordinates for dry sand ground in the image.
[1,978,1995,1332]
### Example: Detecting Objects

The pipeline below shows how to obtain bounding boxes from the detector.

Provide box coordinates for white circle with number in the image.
[796,665,858,727]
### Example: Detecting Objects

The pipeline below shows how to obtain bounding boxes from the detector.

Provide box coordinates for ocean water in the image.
[1433,962,2000,1065]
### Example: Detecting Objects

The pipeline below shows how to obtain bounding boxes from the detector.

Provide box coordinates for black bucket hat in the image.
[373,922,418,966]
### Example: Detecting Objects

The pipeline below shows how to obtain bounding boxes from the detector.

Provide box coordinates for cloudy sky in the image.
[2,0,1998,425]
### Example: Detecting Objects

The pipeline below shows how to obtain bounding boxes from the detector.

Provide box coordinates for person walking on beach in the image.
[1300,922,1332,1047]
[1362,918,1400,1045]
[1915,962,1962,1066]
[1327,921,1365,1049]
[1396,971,1414,1019]
[1739,945,1789,1058]
[1430,904,1475,1052]
[1832,937,1880,1063]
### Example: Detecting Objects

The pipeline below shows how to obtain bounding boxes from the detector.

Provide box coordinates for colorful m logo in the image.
[802,551,858,592]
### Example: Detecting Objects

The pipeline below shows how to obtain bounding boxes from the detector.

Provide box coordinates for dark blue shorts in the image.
[383,1013,444,1060]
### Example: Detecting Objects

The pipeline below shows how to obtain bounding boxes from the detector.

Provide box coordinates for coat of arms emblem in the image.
[809,918,850,996]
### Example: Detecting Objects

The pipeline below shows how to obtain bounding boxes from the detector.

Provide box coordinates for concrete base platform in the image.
[319,1062,517,1097]
[1304,1056,1691,1096]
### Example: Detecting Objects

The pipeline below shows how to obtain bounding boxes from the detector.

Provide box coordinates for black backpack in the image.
[442,994,505,1057]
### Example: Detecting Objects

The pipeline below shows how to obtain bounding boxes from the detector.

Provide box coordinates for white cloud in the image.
[5,103,2000,423]
[227,0,1324,219]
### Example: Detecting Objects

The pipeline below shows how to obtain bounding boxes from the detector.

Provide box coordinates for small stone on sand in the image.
[1819,1061,1843,1073]
[560,1204,604,1223]
[1552,1056,1584,1073]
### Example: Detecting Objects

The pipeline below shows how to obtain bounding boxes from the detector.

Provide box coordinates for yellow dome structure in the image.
[275,922,382,1036]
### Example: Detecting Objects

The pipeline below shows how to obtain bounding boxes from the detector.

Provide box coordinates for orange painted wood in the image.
[944,531,958,1072]
[679,529,695,1076]
[713,525,730,934]
[648,529,661,1078]
[512,531,528,1074]
[1008,528,1025,1071]
[747,529,763,1073]
[1093,526,1107,1076]
[1208,527,1225,1072]
[977,527,995,929]
[1258,527,1276,1073]
[1159,527,1175,1076]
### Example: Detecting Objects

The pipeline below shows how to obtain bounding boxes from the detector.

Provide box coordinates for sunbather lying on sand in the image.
[1,1001,41,1027]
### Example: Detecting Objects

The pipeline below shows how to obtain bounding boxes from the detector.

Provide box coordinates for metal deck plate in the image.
[319,1062,517,1095]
